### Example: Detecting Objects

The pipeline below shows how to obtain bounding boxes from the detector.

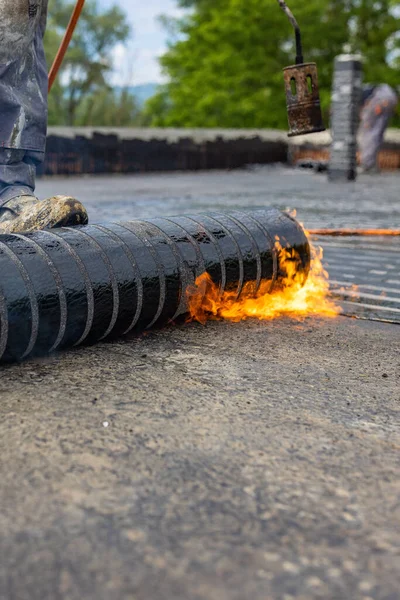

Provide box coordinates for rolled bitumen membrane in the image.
[0,208,310,362]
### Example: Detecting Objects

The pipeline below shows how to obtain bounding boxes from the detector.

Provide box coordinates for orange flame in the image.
[186,235,340,325]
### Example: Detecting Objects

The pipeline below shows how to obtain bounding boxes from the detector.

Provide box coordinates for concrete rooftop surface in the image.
[0,166,399,600]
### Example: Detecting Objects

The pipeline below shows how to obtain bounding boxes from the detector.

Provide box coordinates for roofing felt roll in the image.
[0,208,310,362]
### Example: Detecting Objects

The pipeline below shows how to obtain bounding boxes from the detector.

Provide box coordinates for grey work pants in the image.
[0,0,48,204]
[359,84,398,171]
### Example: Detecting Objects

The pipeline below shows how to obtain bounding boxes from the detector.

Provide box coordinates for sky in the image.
[99,0,185,86]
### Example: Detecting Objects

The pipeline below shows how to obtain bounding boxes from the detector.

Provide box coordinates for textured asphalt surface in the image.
[36,164,400,228]
[0,167,399,600]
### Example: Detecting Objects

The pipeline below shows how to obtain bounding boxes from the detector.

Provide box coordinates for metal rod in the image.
[309,228,400,237]
[277,0,304,64]
[48,0,86,92]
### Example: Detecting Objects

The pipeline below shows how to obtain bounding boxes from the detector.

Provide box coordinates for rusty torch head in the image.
[277,0,326,137]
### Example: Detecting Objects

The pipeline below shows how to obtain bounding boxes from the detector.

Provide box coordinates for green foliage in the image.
[349,0,399,88]
[145,0,399,129]
[75,89,145,127]
[45,0,141,126]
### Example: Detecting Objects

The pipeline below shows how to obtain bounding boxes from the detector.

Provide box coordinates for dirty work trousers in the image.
[359,84,398,171]
[0,0,48,204]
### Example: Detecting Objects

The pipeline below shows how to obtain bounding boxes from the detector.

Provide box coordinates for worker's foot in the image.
[0,194,88,234]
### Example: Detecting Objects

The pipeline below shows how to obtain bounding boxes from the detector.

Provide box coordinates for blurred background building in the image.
[44,0,399,173]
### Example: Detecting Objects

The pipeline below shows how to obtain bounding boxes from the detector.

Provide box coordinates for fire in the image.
[186,234,340,325]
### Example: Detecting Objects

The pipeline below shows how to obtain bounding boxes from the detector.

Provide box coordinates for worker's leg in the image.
[0,149,43,202]
[0,0,88,232]
[359,84,398,171]
[0,0,48,200]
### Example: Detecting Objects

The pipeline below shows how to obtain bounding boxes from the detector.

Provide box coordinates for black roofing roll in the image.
[0,208,310,362]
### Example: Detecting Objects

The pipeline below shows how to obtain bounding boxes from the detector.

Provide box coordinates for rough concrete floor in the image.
[1,168,399,599]
[1,318,399,600]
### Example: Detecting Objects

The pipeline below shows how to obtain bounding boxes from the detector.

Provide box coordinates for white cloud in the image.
[127,1,184,35]
[100,0,186,85]
[110,44,168,86]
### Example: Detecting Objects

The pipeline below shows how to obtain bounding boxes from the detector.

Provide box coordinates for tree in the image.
[75,88,143,127]
[145,0,399,128]
[348,0,399,89]
[45,0,141,126]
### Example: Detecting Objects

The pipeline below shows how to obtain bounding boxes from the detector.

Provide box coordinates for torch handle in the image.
[48,0,86,92]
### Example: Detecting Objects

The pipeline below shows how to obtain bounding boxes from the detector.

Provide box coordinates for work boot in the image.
[0,194,88,234]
